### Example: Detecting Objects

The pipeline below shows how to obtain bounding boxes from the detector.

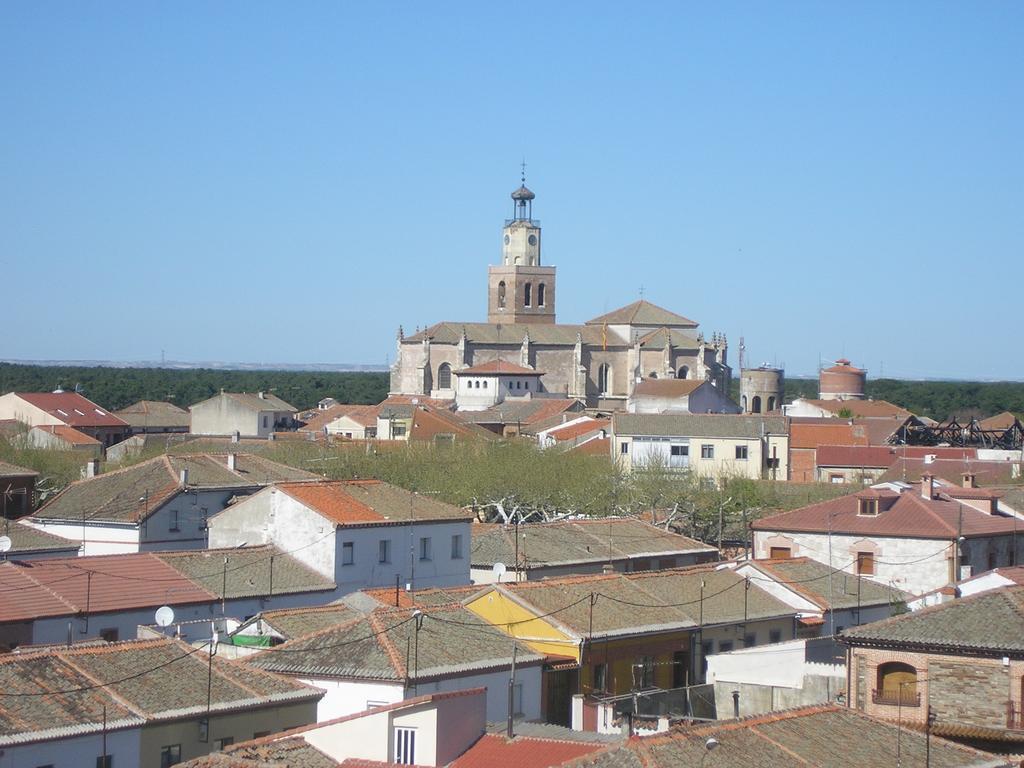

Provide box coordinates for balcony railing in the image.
[872,689,921,707]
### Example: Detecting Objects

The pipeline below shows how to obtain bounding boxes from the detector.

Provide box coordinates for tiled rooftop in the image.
[155,545,336,599]
[842,585,1024,653]
[503,566,794,637]
[32,453,315,524]
[248,604,542,681]
[752,481,1021,539]
[613,413,788,439]
[0,637,321,746]
[470,518,715,569]
[277,480,472,526]
[0,520,79,555]
[114,400,191,429]
[560,706,1002,767]
[749,557,909,610]
[14,391,129,428]
[450,733,605,768]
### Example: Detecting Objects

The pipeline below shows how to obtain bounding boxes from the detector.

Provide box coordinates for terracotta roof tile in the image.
[752,483,1022,539]
[31,424,101,446]
[451,733,604,768]
[276,480,472,526]
[15,392,128,428]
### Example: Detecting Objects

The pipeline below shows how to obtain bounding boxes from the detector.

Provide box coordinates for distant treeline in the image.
[733,377,1024,422]
[0,364,390,412]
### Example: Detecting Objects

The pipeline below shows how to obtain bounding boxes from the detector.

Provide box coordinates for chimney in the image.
[227,453,237,472]
[962,472,977,489]
[84,459,100,479]
[921,473,935,500]
[179,468,189,486]
[231,431,240,444]
[258,391,266,399]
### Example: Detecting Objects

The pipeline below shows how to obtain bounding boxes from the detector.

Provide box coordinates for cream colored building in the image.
[189,391,297,437]
[611,413,789,480]
[389,182,731,410]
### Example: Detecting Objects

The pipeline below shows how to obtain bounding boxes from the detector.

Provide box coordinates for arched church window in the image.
[437,363,452,390]
[742,395,748,411]
[677,366,689,379]
[598,364,612,395]
[498,281,506,308]
[524,283,532,307]
[751,395,762,414]
[482,380,488,389]
[538,283,546,307]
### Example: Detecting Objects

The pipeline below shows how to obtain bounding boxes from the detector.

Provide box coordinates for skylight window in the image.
[95,409,106,416]
[56,409,68,417]
[74,409,85,416]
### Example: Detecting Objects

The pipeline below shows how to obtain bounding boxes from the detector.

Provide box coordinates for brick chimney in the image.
[962,472,977,488]
[921,473,935,500]
[179,468,189,486]
[227,453,237,472]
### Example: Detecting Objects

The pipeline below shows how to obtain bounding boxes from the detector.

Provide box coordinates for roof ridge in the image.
[55,647,148,717]
[904,493,959,536]
[747,724,813,765]
[371,611,408,679]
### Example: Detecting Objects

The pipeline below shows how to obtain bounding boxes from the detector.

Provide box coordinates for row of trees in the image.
[252,439,849,544]
[0,364,389,412]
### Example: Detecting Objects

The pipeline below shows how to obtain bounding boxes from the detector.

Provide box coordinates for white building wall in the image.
[20,518,140,556]
[412,665,543,724]
[0,725,141,768]
[752,530,954,596]
[208,488,471,590]
[302,678,405,722]
[0,393,62,427]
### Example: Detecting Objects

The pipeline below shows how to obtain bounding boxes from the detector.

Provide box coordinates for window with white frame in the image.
[394,726,416,765]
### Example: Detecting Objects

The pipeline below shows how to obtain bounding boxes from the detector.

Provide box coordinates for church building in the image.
[390,181,730,410]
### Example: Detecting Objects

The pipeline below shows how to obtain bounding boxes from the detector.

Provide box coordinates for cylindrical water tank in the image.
[740,367,785,414]
[819,359,866,400]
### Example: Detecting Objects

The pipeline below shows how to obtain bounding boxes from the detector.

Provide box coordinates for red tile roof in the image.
[546,418,610,443]
[789,421,868,449]
[0,553,214,622]
[816,445,898,468]
[15,392,128,428]
[455,360,542,376]
[408,406,495,442]
[300,404,380,432]
[449,733,603,768]
[571,437,611,456]
[753,483,1023,540]
[279,481,386,524]
[31,424,102,446]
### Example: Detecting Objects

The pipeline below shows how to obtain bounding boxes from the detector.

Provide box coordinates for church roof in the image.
[455,360,542,376]
[586,299,698,328]
[404,321,700,350]
[636,327,702,350]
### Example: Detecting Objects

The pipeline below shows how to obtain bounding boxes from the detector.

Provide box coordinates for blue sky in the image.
[2,2,1021,379]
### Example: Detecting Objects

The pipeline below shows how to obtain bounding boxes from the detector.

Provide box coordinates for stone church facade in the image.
[390,182,730,410]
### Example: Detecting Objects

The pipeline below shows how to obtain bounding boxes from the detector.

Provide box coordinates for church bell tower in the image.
[487,174,556,325]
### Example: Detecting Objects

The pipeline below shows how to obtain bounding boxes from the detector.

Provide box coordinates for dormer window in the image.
[858,498,879,516]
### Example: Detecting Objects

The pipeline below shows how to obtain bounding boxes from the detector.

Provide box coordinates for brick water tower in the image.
[819,359,866,401]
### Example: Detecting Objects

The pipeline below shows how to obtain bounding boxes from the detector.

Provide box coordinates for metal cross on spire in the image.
[520,158,527,184]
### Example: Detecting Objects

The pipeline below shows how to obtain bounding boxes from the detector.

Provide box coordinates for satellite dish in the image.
[0,536,11,553]
[155,606,175,627]
[492,562,507,582]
